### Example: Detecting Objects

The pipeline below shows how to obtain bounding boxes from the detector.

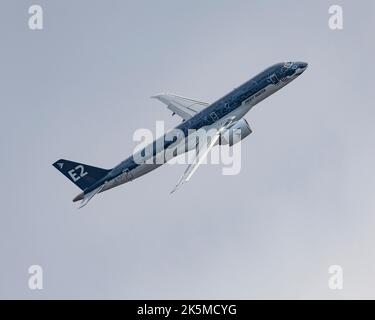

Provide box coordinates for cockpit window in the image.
[281,62,293,73]
[284,62,293,68]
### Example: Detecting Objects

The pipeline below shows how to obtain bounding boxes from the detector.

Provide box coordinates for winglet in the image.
[170,176,185,194]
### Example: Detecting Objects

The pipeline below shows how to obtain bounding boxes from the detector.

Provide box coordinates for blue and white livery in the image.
[53,62,308,207]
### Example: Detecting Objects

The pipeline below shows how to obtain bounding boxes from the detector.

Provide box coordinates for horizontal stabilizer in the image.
[78,184,105,208]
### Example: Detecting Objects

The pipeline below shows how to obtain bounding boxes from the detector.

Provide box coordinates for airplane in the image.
[53,61,308,207]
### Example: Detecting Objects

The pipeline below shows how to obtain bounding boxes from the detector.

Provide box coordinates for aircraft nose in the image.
[298,62,308,71]
[294,62,308,75]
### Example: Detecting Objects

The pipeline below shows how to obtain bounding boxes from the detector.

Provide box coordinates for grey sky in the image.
[1,0,375,299]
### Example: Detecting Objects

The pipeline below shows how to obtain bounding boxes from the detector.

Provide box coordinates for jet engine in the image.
[219,118,252,146]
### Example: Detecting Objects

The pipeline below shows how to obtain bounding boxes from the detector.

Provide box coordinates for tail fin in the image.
[52,159,111,191]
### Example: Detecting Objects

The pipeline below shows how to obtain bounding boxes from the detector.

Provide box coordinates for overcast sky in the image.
[1,0,375,299]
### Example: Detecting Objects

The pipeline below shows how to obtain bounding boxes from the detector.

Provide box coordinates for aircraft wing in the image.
[151,93,209,121]
[171,118,236,193]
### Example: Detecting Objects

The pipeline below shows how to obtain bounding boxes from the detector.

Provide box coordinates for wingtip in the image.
[170,185,178,194]
[170,178,185,194]
[150,93,166,99]
[170,185,180,194]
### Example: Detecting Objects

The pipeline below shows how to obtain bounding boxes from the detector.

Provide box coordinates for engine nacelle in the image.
[218,118,252,146]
